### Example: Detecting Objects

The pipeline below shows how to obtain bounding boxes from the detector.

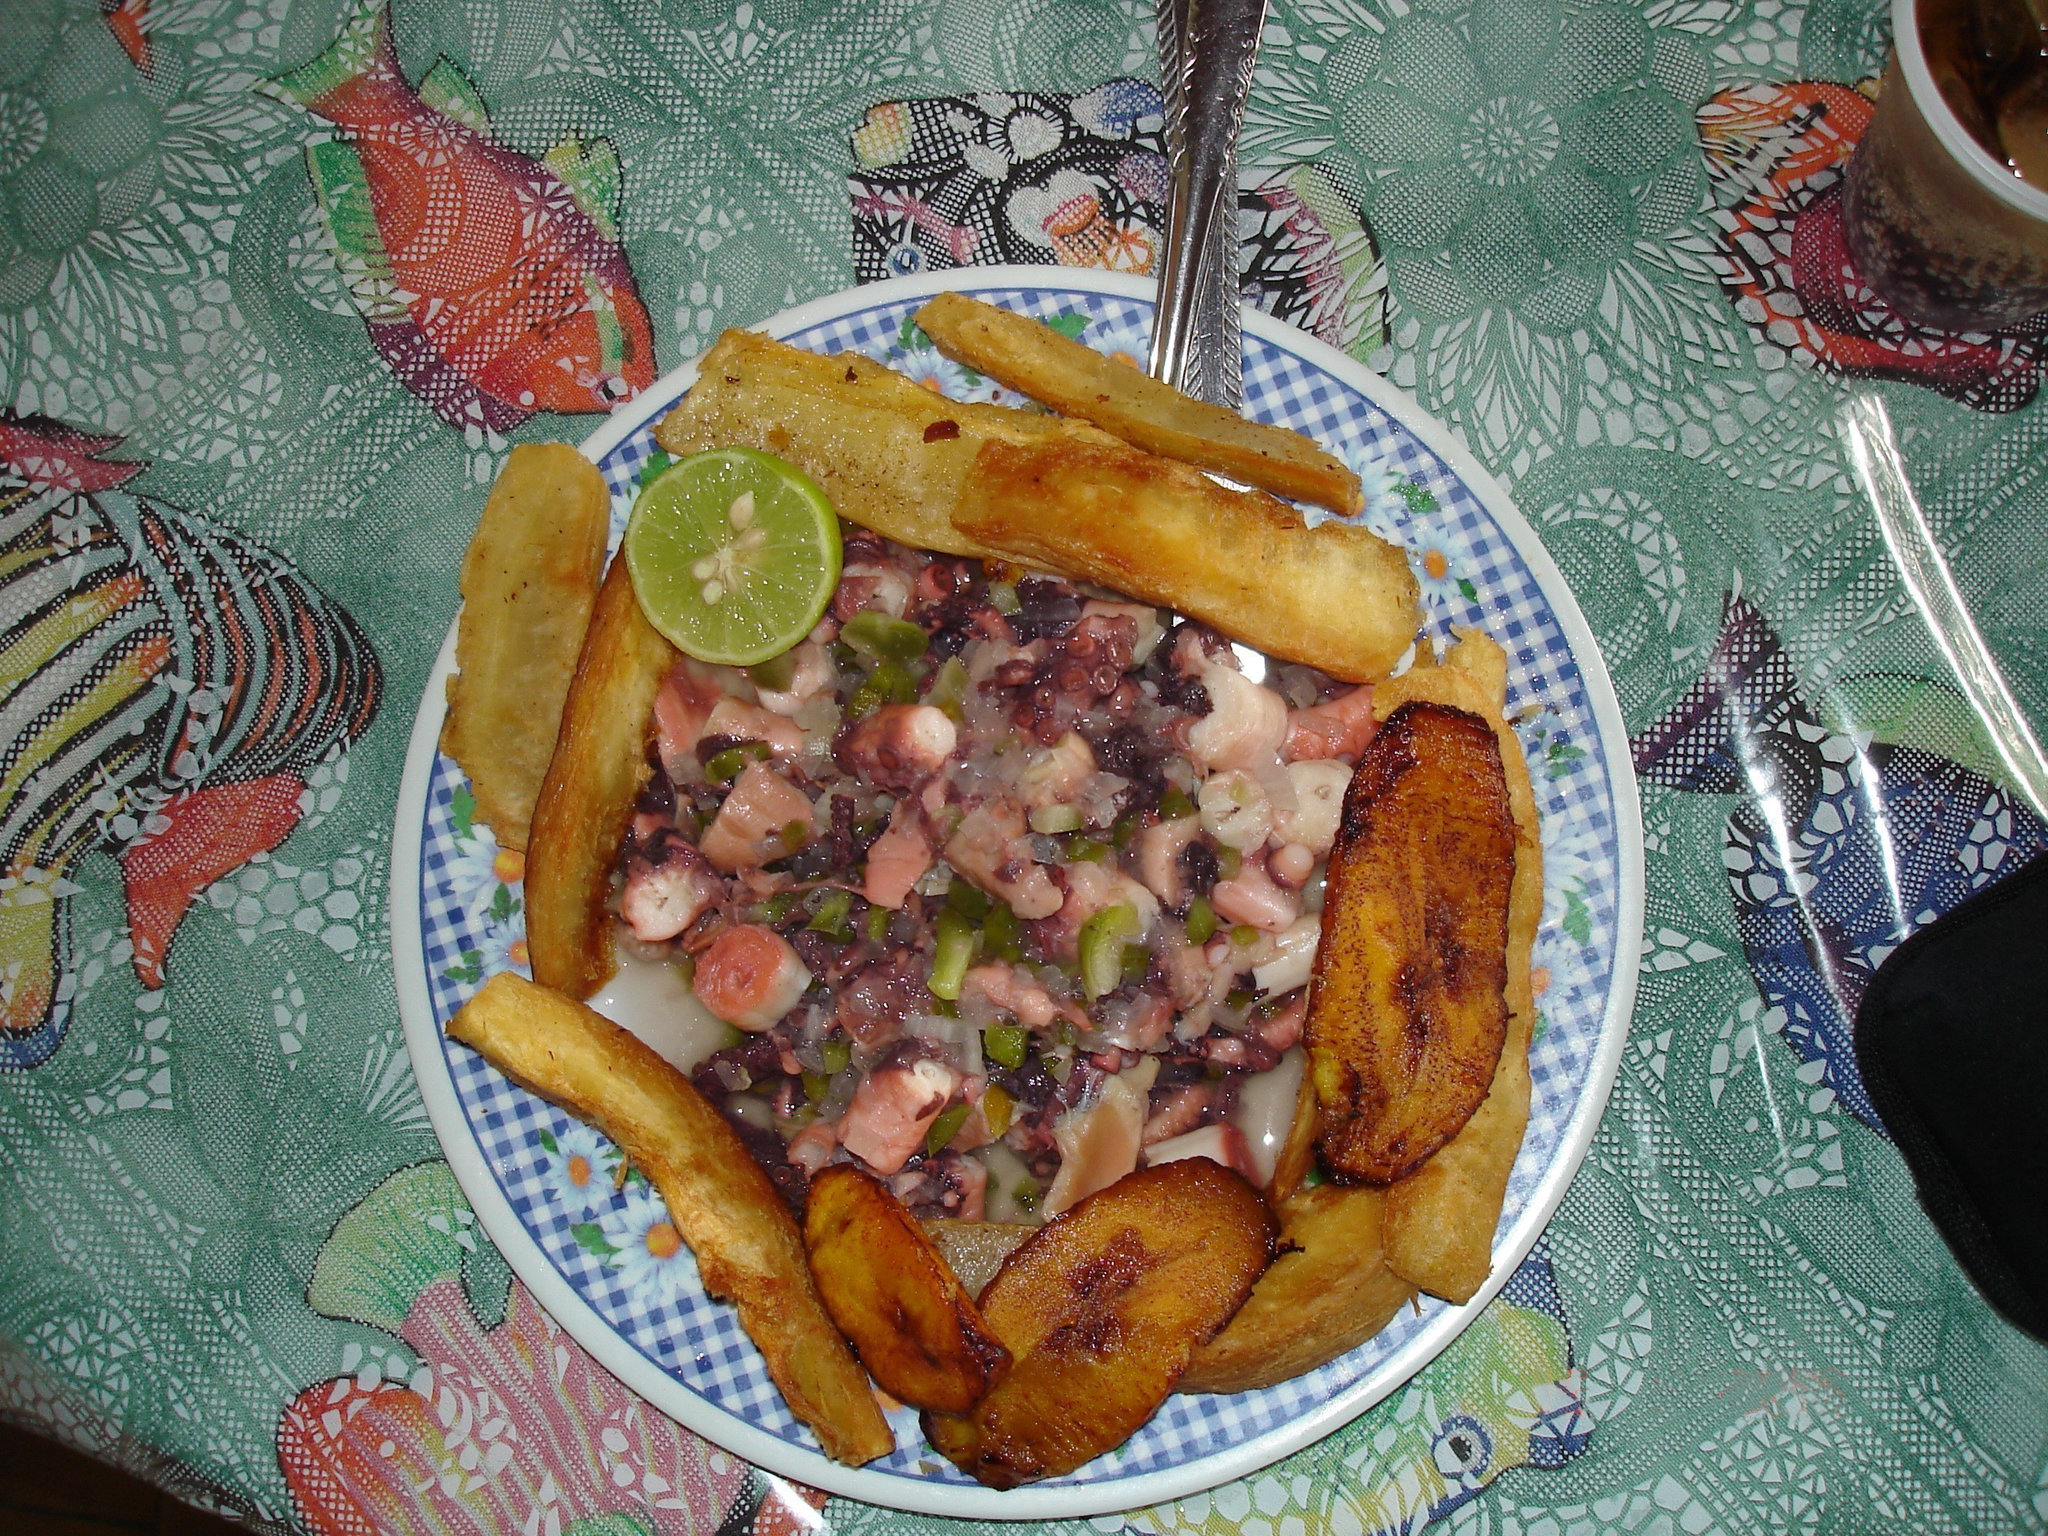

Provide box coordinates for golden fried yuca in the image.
[1381,1011,1532,1302]
[1181,1182,1415,1394]
[806,1166,1011,1414]
[1309,700,1516,1184]
[955,437,1417,683]
[923,1160,1274,1488]
[442,443,610,851]
[1372,634,1542,1303]
[654,328,1115,561]
[915,292,1364,517]
[654,329,1419,682]
[524,553,677,999]
[446,973,894,1465]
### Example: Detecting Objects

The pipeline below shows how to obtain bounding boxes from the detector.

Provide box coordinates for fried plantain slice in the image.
[524,552,677,998]
[446,973,894,1465]
[1181,1182,1415,1394]
[923,1160,1274,1488]
[1372,635,1542,1302]
[805,1166,1011,1414]
[1309,700,1516,1185]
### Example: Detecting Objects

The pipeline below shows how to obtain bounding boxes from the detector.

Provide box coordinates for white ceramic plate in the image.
[392,267,1644,1521]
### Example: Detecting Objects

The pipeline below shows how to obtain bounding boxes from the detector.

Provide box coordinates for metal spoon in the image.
[1149,0,1269,408]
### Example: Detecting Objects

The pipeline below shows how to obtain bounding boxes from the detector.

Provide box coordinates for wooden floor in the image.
[0,1421,242,1536]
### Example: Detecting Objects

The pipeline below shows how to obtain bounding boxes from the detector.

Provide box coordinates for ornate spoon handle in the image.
[1149,0,1267,408]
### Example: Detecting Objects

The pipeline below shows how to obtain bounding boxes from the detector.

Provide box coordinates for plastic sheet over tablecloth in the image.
[0,0,2044,1531]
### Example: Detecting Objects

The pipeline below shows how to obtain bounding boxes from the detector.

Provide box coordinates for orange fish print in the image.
[102,0,152,74]
[1698,80,2047,413]
[262,0,656,433]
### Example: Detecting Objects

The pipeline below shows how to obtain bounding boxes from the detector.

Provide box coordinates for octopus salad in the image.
[605,529,1383,1229]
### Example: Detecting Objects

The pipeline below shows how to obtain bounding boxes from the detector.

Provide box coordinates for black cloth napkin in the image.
[1856,850,2048,1340]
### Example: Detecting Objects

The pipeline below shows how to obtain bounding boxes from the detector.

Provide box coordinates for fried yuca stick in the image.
[657,329,1420,678]
[442,444,609,852]
[655,329,1116,562]
[1181,1182,1414,1394]
[915,292,1363,517]
[448,973,896,1465]
[524,553,676,998]
[955,438,1419,683]
[1370,632,1541,1303]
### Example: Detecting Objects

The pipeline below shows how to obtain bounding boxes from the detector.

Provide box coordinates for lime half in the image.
[623,447,842,666]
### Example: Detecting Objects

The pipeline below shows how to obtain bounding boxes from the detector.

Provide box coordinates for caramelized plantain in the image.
[805,1166,1010,1414]
[1371,636,1543,1302]
[1308,701,1516,1185]
[923,1160,1274,1487]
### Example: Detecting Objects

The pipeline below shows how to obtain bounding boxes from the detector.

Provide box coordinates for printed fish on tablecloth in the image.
[278,1162,754,1535]
[102,0,152,73]
[1697,80,2048,414]
[261,0,655,435]
[1632,590,2048,1131]
[1141,1246,1589,1536]
[0,412,382,1070]
[1335,1250,1589,1535]
[849,84,1390,361]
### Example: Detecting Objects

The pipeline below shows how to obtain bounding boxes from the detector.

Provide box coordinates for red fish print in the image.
[101,0,151,74]
[0,414,144,491]
[261,0,656,434]
[0,413,382,1070]
[1698,80,2048,414]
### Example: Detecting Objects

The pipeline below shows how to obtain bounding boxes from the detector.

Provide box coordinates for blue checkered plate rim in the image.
[391,268,1645,1521]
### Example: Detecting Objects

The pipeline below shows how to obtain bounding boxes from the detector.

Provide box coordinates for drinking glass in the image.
[1843,0,2048,331]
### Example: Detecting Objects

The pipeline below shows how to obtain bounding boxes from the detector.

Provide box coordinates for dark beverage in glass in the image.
[1843,0,2048,331]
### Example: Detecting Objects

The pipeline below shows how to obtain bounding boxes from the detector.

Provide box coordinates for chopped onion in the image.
[908,1011,985,1076]
[980,1141,1042,1224]
[1074,771,1131,829]
[1233,1046,1307,1187]
[725,1093,777,1133]
[1252,915,1321,996]
[818,1064,861,1120]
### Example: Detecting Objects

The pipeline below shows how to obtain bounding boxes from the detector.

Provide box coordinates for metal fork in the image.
[1148,0,1269,409]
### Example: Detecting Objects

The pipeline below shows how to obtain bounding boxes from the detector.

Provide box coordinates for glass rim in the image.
[1894,0,2048,221]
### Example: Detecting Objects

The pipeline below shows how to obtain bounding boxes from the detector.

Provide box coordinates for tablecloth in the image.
[2,0,2045,1530]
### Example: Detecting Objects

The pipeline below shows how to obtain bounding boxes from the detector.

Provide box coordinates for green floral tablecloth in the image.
[3,0,2045,1530]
